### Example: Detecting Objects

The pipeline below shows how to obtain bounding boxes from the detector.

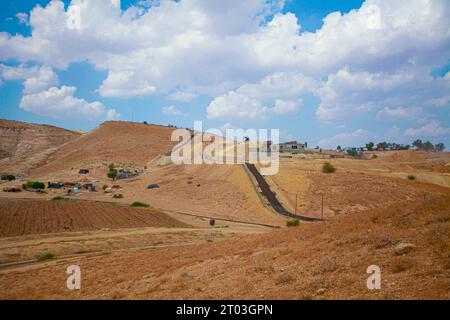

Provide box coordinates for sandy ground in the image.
[0,192,448,300]
[263,157,450,219]
[0,224,269,264]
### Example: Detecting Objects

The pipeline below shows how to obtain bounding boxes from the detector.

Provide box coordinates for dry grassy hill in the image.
[30,121,177,175]
[0,119,80,174]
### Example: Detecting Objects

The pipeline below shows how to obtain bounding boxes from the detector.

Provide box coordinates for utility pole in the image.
[295,192,299,215]
[321,194,324,220]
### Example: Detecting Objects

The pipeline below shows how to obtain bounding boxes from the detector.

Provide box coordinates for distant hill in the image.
[30,121,177,175]
[0,119,81,174]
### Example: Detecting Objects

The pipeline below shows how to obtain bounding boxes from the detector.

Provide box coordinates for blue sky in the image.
[0,0,449,149]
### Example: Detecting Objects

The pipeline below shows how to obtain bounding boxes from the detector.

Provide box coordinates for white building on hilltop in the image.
[278,141,307,154]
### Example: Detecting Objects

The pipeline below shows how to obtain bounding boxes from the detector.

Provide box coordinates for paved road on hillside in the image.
[245,163,322,222]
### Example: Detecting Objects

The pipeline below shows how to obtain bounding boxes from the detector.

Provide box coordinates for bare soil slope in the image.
[0,120,80,174]
[31,121,177,175]
[0,198,189,237]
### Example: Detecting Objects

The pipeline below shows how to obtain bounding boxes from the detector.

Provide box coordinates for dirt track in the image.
[0,198,189,237]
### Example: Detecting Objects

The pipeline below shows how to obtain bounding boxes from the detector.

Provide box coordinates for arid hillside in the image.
[1,189,448,299]
[31,121,177,175]
[0,119,80,174]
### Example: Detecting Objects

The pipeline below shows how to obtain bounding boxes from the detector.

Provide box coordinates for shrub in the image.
[52,196,72,201]
[113,193,123,199]
[322,162,336,173]
[287,219,300,227]
[25,181,45,190]
[1,174,15,181]
[407,175,416,180]
[276,274,295,284]
[37,252,55,262]
[130,201,150,208]
[102,185,108,190]
[372,154,378,159]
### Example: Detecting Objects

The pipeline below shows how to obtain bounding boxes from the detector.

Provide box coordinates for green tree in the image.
[25,181,45,189]
[412,139,423,149]
[423,141,434,151]
[376,142,387,151]
[435,143,445,152]
[346,148,359,157]
[365,142,374,151]
[107,170,117,181]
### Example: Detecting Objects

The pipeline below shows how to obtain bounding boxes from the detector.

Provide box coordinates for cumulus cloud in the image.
[220,122,235,131]
[316,67,450,122]
[318,126,403,149]
[272,99,300,114]
[19,86,120,120]
[377,107,410,119]
[167,91,197,102]
[162,105,185,116]
[16,13,29,25]
[207,71,313,119]
[98,71,156,97]
[319,129,372,149]
[404,121,450,138]
[0,64,59,94]
[2,0,447,96]
[0,0,448,136]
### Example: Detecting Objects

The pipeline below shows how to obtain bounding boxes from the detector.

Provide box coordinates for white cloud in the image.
[220,122,235,131]
[0,0,448,130]
[377,106,423,120]
[98,71,156,97]
[0,0,284,97]
[167,91,197,102]
[162,105,185,116]
[404,121,450,138]
[319,129,372,149]
[318,126,403,149]
[316,68,449,122]
[272,99,300,114]
[207,71,313,120]
[16,13,29,25]
[2,0,447,97]
[19,86,120,120]
[23,66,60,94]
[0,64,59,94]
[207,92,269,120]
[0,64,37,80]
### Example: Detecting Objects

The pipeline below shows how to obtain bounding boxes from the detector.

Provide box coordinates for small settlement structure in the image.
[278,141,308,154]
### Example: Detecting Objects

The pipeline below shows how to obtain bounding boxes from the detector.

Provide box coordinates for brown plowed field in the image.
[0,199,189,237]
